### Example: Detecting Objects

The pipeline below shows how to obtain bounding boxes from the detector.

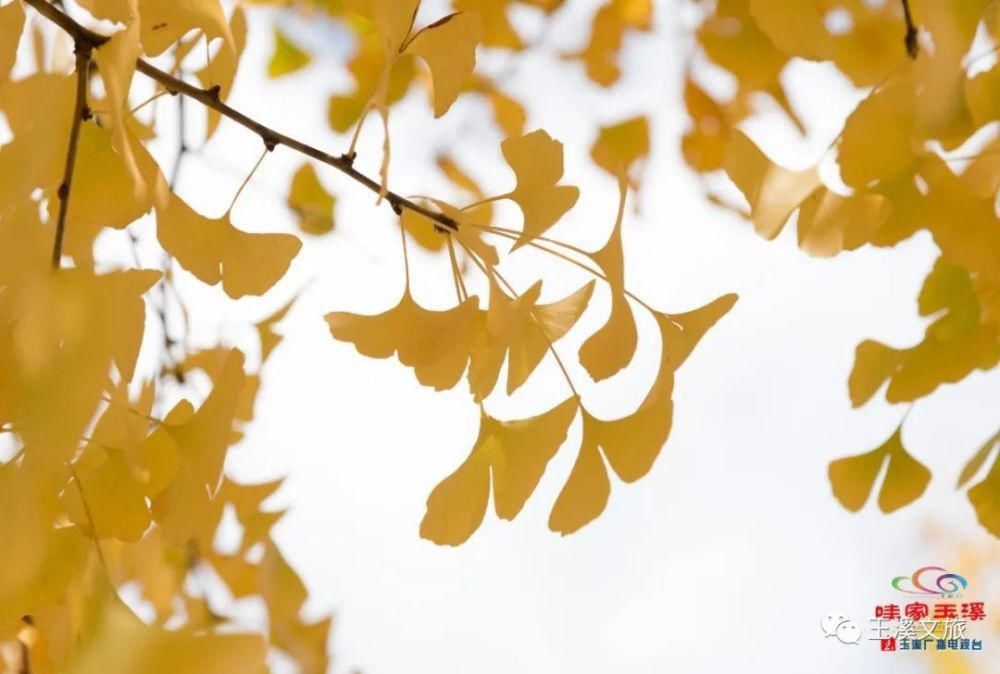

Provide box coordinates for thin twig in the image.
[901,0,919,59]
[51,43,92,269]
[23,0,459,234]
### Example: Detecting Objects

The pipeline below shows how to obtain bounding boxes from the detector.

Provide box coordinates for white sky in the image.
[72,0,1000,671]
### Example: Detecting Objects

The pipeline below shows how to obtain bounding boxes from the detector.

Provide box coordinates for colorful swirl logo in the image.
[892,566,969,596]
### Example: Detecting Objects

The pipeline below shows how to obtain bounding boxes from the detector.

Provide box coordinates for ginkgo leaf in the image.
[658,293,739,370]
[156,193,302,299]
[0,0,25,81]
[795,188,888,258]
[566,0,653,86]
[77,0,138,23]
[590,116,649,187]
[268,27,312,79]
[421,398,578,545]
[968,452,1000,537]
[848,340,902,407]
[549,416,610,535]
[455,0,523,48]
[419,444,492,546]
[957,430,999,489]
[93,12,142,186]
[257,295,296,363]
[499,130,580,249]
[0,74,74,212]
[196,6,248,139]
[7,269,159,462]
[287,162,336,235]
[62,594,267,674]
[829,428,932,514]
[327,291,482,391]
[469,279,595,399]
[681,77,730,172]
[579,175,636,381]
[64,448,151,542]
[346,0,419,55]
[748,0,834,61]
[0,459,87,626]
[837,81,916,189]
[470,74,526,137]
[725,130,820,240]
[405,12,481,117]
[138,0,235,57]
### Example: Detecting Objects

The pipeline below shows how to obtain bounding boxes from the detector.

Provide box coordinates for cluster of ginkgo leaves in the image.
[680,0,1000,535]
[0,0,730,671]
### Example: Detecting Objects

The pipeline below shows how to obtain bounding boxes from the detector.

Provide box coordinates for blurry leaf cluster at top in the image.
[0,0,729,671]
[679,0,1000,535]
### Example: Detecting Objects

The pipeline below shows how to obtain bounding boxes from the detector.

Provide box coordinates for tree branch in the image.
[23,0,459,234]
[901,0,919,59]
[52,44,92,269]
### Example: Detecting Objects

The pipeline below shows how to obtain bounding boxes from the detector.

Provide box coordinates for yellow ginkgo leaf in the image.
[590,116,649,187]
[455,0,523,49]
[470,279,595,399]
[346,0,420,55]
[219,478,286,554]
[566,0,653,86]
[549,416,610,536]
[419,445,492,546]
[0,459,87,627]
[848,340,901,407]
[828,428,931,514]
[156,193,302,299]
[62,594,267,674]
[77,0,137,23]
[470,74,526,138]
[138,0,235,57]
[748,0,834,61]
[327,291,482,391]
[257,295,297,363]
[957,430,999,489]
[181,347,261,423]
[405,12,481,117]
[681,77,730,172]
[0,0,25,81]
[499,130,580,249]
[268,27,312,79]
[725,130,820,240]
[579,175,636,382]
[837,80,916,189]
[658,293,739,370]
[968,451,1000,537]
[64,448,151,542]
[259,542,308,623]
[421,398,578,545]
[795,188,888,258]
[93,12,142,185]
[0,75,74,213]
[195,6,248,139]
[287,162,336,235]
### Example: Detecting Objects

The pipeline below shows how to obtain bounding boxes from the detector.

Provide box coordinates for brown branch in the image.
[23,0,459,234]
[901,0,919,59]
[51,44,92,269]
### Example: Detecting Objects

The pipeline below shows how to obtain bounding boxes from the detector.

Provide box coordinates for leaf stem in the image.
[225,146,269,215]
[51,43,92,269]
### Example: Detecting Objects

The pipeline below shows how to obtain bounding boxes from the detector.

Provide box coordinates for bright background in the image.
[86,0,1000,672]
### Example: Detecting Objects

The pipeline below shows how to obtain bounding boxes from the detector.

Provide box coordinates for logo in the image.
[892,566,969,597]
[821,612,862,645]
[821,567,987,653]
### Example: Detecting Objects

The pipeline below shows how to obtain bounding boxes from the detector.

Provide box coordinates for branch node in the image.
[81,105,93,121]
[207,84,221,100]
[261,133,278,152]
[340,151,357,166]
[390,200,403,216]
